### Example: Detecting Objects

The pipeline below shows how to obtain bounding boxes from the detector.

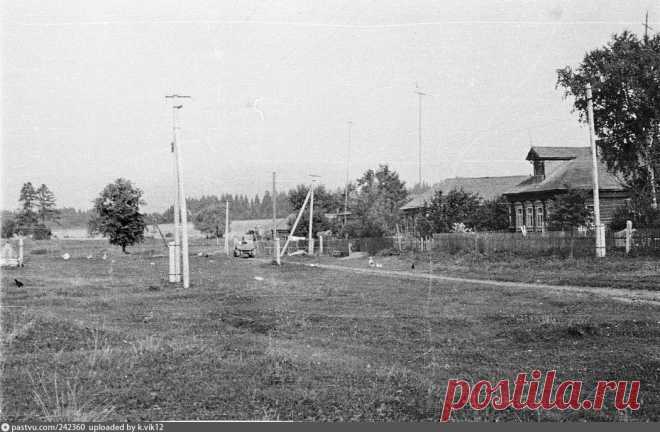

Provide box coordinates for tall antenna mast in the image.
[344,121,352,225]
[415,83,428,186]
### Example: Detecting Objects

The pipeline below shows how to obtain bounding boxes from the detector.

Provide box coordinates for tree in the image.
[1,214,17,238]
[16,182,38,230]
[347,164,408,237]
[547,188,592,231]
[287,184,336,237]
[426,188,482,233]
[472,197,510,231]
[90,178,147,253]
[35,184,59,224]
[192,203,229,238]
[556,30,660,208]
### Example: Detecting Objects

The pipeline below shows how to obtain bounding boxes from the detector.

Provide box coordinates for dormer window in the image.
[533,160,545,177]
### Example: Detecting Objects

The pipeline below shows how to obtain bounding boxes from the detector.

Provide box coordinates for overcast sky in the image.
[2,0,658,212]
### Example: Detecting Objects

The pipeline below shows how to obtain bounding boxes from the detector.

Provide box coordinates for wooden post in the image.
[18,237,24,267]
[168,241,176,283]
[625,220,632,255]
[308,182,315,255]
[586,83,606,257]
[275,237,281,265]
[319,235,324,255]
[224,201,229,256]
[280,187,312,258]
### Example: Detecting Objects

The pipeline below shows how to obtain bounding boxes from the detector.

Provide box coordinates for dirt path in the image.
[276,260,660,307]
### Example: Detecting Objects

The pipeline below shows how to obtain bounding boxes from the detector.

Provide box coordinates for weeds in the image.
[27,371,115,422]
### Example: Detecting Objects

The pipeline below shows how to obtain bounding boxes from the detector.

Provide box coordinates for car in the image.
[233,239,256,258]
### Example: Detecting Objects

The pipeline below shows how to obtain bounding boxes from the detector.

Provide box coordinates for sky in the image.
[1,0,658,212]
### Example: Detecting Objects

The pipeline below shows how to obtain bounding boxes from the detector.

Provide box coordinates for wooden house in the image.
[502,146,630,232]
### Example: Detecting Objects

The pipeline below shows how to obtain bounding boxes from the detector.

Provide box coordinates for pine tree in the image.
[16,182,38,229]
[35,184,59,224]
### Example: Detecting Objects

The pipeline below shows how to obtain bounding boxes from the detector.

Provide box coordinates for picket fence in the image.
[255,227,660,258]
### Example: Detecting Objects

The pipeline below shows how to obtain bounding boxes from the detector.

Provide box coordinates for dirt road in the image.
[277,260,660,307]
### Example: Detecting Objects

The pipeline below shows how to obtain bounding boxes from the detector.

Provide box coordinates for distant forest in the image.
[2,191,296,229]
[152,192,294,224]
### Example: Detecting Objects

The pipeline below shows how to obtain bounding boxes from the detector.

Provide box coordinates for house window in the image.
[526,206,534,228]
[535,206,544,230]
[515,206,523,229]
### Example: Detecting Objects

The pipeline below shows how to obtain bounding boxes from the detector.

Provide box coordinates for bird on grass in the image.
[411,262,415,271]
[14,279,24,288]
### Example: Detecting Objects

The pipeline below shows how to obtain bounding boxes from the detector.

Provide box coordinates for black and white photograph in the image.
[1,0,659,425]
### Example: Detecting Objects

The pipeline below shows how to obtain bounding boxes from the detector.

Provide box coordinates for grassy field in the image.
[319,250,660,291]
[1,239,659,421]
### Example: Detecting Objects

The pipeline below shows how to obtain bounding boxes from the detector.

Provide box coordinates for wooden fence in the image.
[254,227,660,259]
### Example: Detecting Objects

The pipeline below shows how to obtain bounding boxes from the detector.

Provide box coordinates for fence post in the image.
[168,241,177,283]
[275,237,281,265]
[18,237,24,267]
[319,235,324,255]
[625,220,632,255]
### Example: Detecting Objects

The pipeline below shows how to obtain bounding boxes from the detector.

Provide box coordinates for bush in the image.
[1,216,16,238]
[31,225,52,240]
[609,205,632,231]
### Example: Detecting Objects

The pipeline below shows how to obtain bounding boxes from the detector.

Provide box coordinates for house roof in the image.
[401,175,530,211]
[526,146,591,161]
[504,154,626,196]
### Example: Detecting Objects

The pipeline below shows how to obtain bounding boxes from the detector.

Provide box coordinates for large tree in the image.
[16,182,39,229]
[346,164,408,237]
[90,178,147,253]
[425,188,482,233]
[35,184,59,224]
[192,203,229,239]
[556,30,660,208]
[547,188,592,232]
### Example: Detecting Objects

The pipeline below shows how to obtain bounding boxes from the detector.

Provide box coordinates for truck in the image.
[233,239,256,258]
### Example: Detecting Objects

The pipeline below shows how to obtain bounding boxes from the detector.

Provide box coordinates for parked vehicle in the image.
[234,239,256,258]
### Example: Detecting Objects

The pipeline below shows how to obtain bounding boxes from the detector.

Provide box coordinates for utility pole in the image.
[415,84,427,186]
[642,11,658,209]
[225,200,230,256]
[308,179,315,255]
[272,171,277,240]
[171,108,181,283]
[586,83,606,258]
[344,121,352,225]
[166,94,192,287]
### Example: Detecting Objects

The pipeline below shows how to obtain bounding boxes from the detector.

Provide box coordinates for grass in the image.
[1,238,659,421]
[320,249,660,291]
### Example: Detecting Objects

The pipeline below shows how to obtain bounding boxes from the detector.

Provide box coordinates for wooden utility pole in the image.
[280,187,312,257]
[586,83,606,258]
[643,11,658,209]
[166,94,191,287]
[272,171,277,241]
[225,200,230,256]
[308,180,315,255]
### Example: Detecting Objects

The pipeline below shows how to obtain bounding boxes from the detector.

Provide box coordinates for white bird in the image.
[375,263,383,268]
[101,252,108,260]
[368,257,375,267]
[62,253,71,260]
[254,276,264,281]
[86,254,94,260]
